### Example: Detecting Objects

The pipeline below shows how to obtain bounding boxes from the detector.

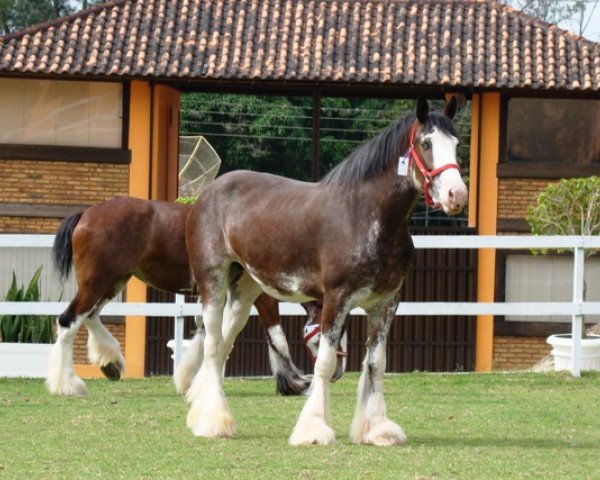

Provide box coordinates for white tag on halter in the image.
[397,152,409,176]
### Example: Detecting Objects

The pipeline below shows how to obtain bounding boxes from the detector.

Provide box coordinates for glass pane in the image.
[0,78,122,148]
[507,98,600,164]
[505,254,600,323]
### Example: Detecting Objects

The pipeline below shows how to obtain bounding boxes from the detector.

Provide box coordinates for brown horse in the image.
[184,96,467,445]
[48,197,311,397]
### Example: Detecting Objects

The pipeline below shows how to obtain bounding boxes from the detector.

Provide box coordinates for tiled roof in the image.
[0,0,599,91]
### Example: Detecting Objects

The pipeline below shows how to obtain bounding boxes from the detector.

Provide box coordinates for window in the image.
[506,98,600,165]
[505,254,600,323]
[0,78,122,148]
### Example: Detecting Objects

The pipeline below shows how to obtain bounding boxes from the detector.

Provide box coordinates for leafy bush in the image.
[0,266,55,343]
[175,196,197,205]
[527,176,600,255]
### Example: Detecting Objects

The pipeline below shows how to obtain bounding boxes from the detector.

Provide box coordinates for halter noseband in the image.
[407,124,461,207]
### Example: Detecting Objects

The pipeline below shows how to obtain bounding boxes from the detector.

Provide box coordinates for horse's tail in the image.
[52,211,83,282]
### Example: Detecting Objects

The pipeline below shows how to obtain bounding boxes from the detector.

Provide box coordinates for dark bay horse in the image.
[184,97,467,445]
[48,197,311,397]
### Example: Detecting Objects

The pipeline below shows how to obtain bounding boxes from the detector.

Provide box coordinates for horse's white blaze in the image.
[426,127,468,214]
[85,315,124,372]
[289,337,338,445]
[46,316,87,397]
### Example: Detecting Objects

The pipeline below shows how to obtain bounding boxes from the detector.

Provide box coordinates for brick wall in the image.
[0,158,130,365]
[0,216,62,233]
[493,335,551,370]
[0,159,129,233]
[497,179,556,221]
[0,159,129,205]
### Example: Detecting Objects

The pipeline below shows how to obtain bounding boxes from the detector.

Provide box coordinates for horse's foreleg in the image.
[256,294,309,396]
[289,295,348,446]
[46,304,88,397]
[84,310,125,381]
[173,312,205,396]
[350,300,406,446]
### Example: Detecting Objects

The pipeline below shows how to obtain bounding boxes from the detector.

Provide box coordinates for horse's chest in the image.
[348,222,414,290]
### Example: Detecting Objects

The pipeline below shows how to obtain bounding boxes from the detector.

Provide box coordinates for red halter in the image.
[406,124,461,207]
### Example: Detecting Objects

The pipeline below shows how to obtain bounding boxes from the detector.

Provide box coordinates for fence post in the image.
[173,294,185,371]
[571,245,585,377]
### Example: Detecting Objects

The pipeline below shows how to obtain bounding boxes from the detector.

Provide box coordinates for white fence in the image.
[1,234,600,377]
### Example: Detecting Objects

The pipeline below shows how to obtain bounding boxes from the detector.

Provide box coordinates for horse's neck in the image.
[360,169,419,224]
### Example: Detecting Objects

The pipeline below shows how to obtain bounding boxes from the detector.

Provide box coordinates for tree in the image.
[0,0,103,34]
[507,0,600,39]
[527,176,600,255]
[528,177,600,372]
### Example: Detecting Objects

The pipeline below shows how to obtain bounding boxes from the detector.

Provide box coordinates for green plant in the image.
[527,176,600,255]
[0,266,55,343]
[175,196,197,205]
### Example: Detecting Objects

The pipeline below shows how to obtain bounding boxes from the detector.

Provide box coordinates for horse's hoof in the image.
[289,418,336,446]
[351,419,407,446]
[276,372,310,396]
[100,361,123,381]
[46,374,88,397]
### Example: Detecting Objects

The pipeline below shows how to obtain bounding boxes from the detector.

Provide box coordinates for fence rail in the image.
[1,234,600,377]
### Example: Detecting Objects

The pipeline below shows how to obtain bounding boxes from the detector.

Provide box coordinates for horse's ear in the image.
[416,96,429,124]
[444,95,457,119]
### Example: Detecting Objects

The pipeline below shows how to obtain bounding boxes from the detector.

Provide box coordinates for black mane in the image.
[320,110,458,187]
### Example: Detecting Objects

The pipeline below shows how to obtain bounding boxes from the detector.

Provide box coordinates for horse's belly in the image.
[246,270,316,303]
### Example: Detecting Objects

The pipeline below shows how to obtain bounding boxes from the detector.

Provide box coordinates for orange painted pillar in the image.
[124,81,152,378]
[474,92,500,372]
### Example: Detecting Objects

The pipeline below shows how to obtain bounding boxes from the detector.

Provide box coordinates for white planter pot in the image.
[547,334,600,372]
[0,343,52,378]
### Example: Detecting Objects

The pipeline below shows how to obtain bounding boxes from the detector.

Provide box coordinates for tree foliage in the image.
[508,0,599,38]
[0,0,103,34]
[181,93,425,181]
[527,176,600,254]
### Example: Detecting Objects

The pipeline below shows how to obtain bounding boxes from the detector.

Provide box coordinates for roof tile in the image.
[0,0,598,91]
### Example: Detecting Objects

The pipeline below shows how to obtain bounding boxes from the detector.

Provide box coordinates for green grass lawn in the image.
[1,372,599,479]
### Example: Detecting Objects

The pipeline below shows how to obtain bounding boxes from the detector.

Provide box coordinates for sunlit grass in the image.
[1,372,599,479]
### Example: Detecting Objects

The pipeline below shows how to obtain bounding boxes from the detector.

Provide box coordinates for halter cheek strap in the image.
[303,324,347,363]
[406,125,461,207]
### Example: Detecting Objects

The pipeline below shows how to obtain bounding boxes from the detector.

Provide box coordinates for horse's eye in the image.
[422,141,431,151]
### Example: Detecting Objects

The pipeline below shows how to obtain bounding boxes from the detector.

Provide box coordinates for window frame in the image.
[498,94,600,179]
[0,79,130,164]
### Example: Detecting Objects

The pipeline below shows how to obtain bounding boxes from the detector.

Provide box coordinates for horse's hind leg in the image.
[221,272,262,365]
[174,309,205,395]
[185,266,233,437]
[84,301,125,381]
[350,300,406,446]
[255,294,310,396]
[46,302,91,397]
[186,268,260,437]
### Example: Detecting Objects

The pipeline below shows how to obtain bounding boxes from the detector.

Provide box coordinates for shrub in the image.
[0,266,55,343]
[175,196,197,205]
[526,176,600,255]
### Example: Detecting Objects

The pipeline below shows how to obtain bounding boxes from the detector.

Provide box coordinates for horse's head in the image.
[407,96,468,216]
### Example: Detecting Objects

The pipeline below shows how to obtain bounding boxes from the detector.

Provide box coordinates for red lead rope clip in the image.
[303,323,348,364]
